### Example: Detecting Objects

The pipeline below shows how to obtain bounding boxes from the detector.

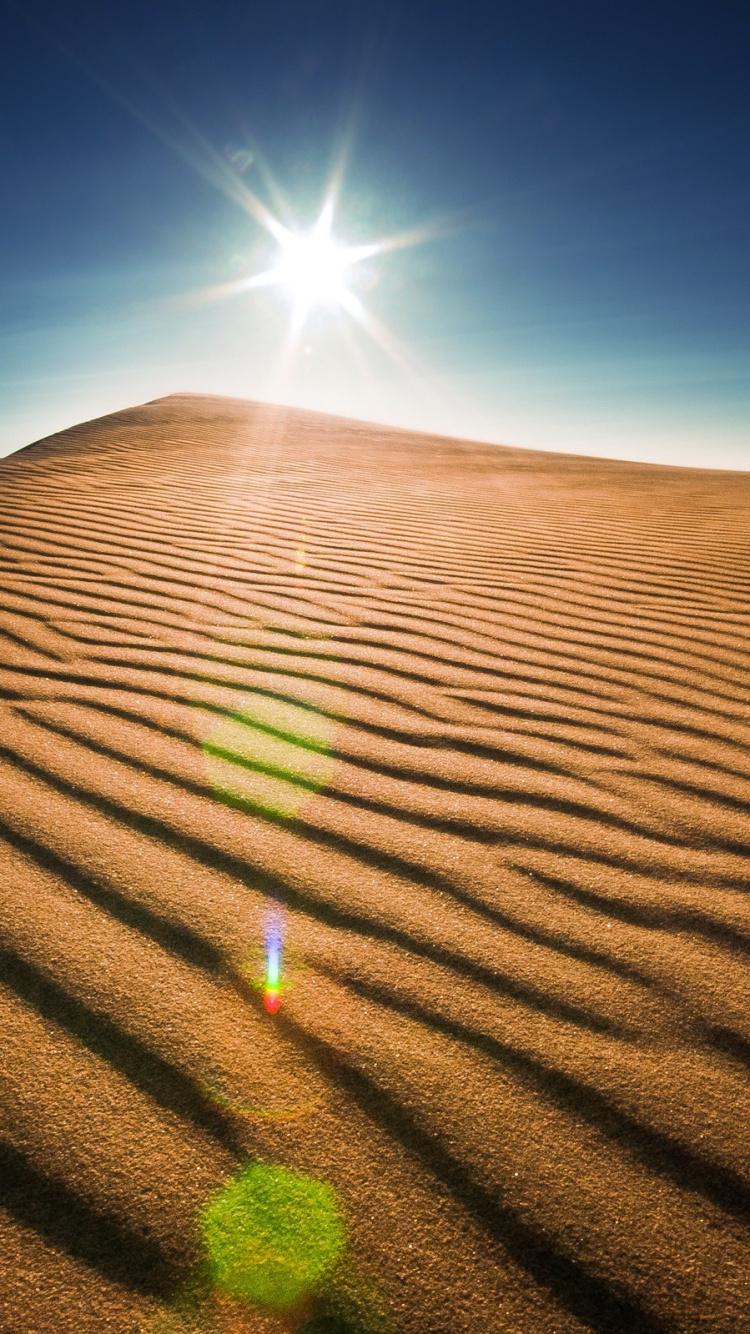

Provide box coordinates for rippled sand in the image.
[1,393,749,1333]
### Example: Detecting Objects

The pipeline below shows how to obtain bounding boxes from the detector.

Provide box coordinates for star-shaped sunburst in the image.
[241,197,384,337]
[195,164,438,365]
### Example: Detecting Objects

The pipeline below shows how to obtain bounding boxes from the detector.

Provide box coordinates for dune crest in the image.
[1,394,750,1333]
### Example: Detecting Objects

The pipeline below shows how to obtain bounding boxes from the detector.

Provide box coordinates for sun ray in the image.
[338,288,424,379]
[181,163,451,389]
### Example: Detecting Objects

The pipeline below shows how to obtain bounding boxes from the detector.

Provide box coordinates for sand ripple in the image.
[1,395,749,1332]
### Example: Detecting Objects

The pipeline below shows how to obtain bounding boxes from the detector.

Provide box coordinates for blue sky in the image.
[1,0,748,466]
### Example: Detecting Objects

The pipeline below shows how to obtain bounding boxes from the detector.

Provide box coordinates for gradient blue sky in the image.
[1,0,748,466]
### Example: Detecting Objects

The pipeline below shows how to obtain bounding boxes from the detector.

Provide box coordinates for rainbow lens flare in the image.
[264,912,283,1013]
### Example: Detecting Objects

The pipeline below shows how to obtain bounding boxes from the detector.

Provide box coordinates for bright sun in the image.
[202,177,435,355]
[274,227,353,308]
[231,198,385,335]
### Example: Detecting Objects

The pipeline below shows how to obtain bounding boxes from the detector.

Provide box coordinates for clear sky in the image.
[1,0,748,466]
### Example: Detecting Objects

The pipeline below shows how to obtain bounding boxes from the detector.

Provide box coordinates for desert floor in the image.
[1,394,749,1334]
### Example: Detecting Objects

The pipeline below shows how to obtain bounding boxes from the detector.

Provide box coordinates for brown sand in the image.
[0,393,749,1334]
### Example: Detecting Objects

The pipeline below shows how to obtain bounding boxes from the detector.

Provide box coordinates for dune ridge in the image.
[0,393,749,1333]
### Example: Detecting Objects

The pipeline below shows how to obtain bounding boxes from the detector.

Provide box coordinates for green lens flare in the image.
[202,696,337,820]
[200,1164,347,1312]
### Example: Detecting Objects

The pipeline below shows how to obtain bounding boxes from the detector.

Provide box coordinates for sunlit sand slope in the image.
[1,393,750,1334]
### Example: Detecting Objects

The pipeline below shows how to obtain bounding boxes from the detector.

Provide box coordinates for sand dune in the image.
[1,393,749,1333]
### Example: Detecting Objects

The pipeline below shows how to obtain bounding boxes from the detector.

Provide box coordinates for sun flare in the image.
[274,225,353,310]
[246,200,372,334]
[193,169,440,367]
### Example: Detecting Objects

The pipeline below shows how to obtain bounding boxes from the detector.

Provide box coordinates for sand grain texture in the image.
[1,394,749,1333]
